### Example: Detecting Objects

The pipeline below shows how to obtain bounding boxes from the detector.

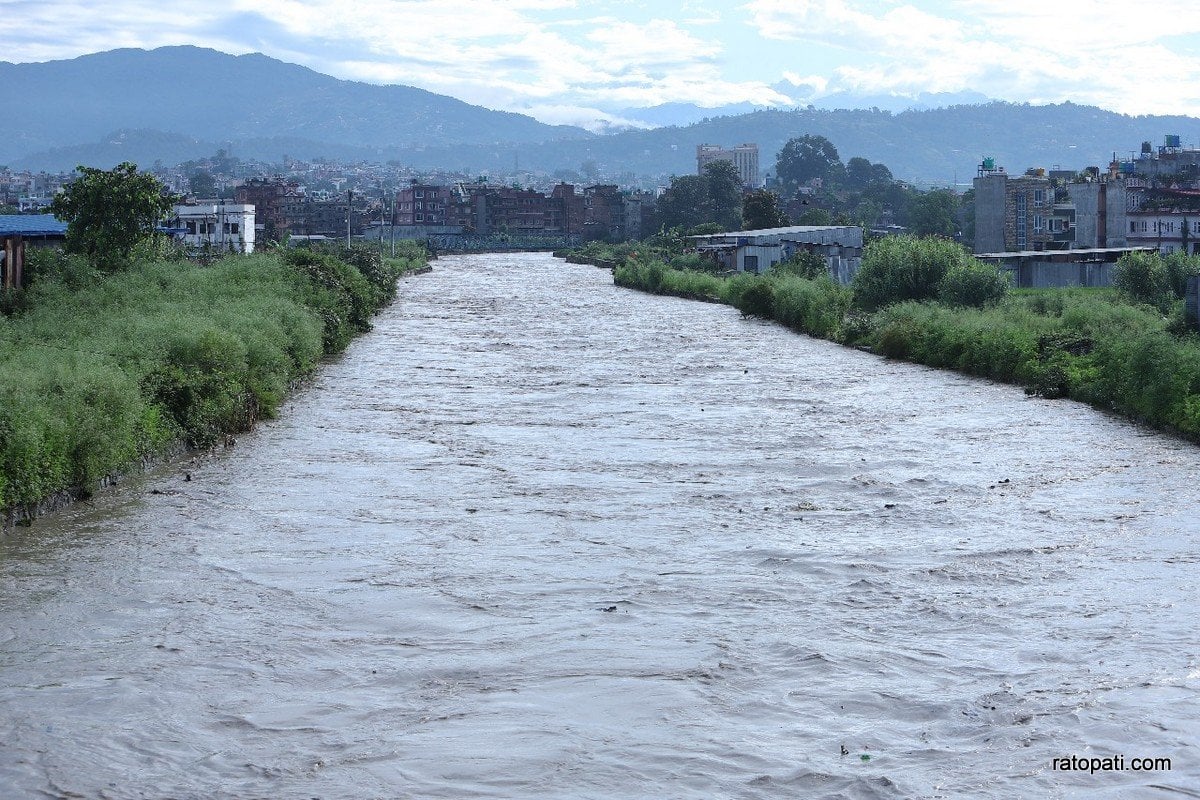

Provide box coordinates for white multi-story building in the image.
[696,143,761,188]
[170,202,255,254]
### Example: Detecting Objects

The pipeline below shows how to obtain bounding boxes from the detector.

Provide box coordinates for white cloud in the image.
[740,0,1200,116]
[6,0,1200,123]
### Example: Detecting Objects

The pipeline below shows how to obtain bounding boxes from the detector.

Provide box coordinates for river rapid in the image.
[1,252,1197,799]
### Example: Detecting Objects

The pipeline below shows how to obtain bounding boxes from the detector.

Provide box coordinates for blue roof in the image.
[0,214,68,237]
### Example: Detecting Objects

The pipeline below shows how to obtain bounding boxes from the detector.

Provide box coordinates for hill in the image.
[0,46,591,168]
[5,47,1200,187]
[392,103,1200,186]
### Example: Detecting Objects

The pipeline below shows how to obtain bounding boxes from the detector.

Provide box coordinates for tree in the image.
[703,160,744,230]
[845,157,893,191]
[776,135,845,195]
[653,174,710,231]
[742,189,790,230]
[50,162,174,271]
[650,160,744,233]
[909,189,959,238]
[189,169,217,198]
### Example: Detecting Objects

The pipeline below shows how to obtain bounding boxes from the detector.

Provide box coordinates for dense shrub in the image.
[937,260,1009,308]
[735,279,775,318]
[853,235,974,311]
[0,245,423,514]
[771,275,850,338]
[773,250,827,280]
[282,248,377,352]
[1113,251,1174,311]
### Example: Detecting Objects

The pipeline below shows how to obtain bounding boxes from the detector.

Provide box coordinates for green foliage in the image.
[776,135,844,194]
[852,235,973,311]
[937,260,1009,308]
[771,275,851,338]
[282,248,377,353]
[736,279,775,318]
[908,189,959,238]
[844,157,893,191]
[49,162,175,271]
[651,161,744,232]
[1113,250,1200,312]
[773,250,827,280]
[0,245,424,514]
[742,189,789,230]
[1113,251,1173,310]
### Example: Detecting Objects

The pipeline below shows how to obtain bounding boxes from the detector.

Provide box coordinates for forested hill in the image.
[6,46,1198,185]
[0,46,591,167]
[401,102,1200,186]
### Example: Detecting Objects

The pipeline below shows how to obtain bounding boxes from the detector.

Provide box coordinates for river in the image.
[1,252,1197,799]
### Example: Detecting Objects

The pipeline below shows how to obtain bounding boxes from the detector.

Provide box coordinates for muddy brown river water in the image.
[1,252,1197,799]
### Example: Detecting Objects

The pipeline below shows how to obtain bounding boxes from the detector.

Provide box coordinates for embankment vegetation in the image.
[593,236,1200,440]
[0,241,428,519]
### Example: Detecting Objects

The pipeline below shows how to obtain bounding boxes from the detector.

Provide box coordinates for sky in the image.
[6,0,1200,129]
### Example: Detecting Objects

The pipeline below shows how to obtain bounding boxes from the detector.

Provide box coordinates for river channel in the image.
[1,252,1197,799]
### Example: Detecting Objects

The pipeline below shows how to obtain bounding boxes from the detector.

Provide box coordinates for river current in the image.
[1,252,1197,799]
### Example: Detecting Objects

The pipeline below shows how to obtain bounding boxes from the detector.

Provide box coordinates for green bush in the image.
[0,245,423,514]
[1113,251,1174,311]
[282,248,376,352]
[771,275,851,338]
[734,278,775,318]
[853,235,973,311]
[937,260,1009,308]
[773,250,827,280]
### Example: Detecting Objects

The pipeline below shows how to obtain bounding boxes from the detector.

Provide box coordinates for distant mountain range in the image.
[4,47,1200,187]
[610,89,995,129]
[0,46,590,168]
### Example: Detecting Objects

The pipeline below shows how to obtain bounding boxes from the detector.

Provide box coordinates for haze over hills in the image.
[5,47,1200,187]
[0,46,591,167]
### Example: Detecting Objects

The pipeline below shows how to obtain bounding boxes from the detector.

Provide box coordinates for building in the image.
[976,247,1152,289]
[395,183,453,226]
[235,178,303,241]
[547,183,585,235]
[697,143,761,188]
[689,225,863,281]
[1119,135,1200,180]
[0,214,67,290]
[170,203,255,254]
[582,185,625,241]
[973,160,1059,253]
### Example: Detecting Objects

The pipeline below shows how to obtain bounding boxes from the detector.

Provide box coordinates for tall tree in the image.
[651,160,744,233]
[703,160,744,231]
[50,162,175,271]
[845,157,893,191]
[775,135,845,195]
[909,189,960,238]
[742,189,789,230]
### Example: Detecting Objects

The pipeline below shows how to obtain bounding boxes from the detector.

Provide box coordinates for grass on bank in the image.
[604,240,1200,440]
[0,242,427,513]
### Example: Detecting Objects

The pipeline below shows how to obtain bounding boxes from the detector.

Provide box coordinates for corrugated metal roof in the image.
[0,214,68,237]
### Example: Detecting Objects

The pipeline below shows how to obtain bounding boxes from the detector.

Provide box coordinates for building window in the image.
[1034,189,1046,207]
[1034,214,1044,232]
[1131,221,1137,233]
[1015,193,1027,248]
[744,254,759,271]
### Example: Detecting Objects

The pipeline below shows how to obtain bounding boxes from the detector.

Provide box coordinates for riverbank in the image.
[606,256,1200,441]
[0,243,429,529]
